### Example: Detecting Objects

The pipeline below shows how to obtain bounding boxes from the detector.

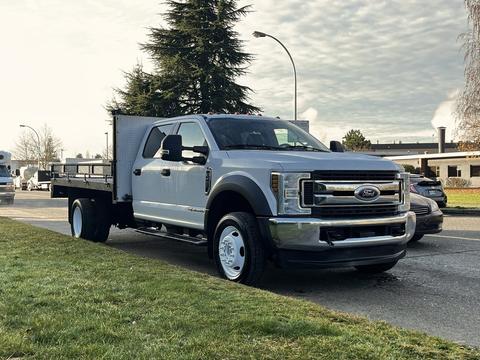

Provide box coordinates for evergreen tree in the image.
[342,129,372,151]
[112,0,259,116]
[108,64,180,117]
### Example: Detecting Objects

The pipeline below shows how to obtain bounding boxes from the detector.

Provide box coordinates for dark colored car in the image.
[409,174,447,207]
[409,193,443,243]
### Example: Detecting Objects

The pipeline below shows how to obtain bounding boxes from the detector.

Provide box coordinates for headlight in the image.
[397,172,410,212]
[271,172,311,215]
[428,198,440,212]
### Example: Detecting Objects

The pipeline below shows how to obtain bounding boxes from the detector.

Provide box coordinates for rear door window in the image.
[143,124,174,158]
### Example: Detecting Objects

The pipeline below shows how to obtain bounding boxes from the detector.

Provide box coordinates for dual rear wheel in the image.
[70,198,111,243]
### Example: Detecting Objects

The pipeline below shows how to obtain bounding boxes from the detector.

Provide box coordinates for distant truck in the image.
[52,114,415,285]
[27,170,52,191]
[14,165,38,190]
[0,151,15,205]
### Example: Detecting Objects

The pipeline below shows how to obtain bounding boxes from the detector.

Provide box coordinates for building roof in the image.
[386,151,480,161]
[371,142,457,150]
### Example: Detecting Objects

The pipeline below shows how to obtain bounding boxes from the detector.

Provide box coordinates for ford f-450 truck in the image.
[51,114,415,285]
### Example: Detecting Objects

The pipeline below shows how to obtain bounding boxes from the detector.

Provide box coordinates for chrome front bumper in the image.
[268,211,416,251]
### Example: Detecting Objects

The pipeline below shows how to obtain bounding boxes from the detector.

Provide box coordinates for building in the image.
[365,142,458,157]
[386,151,480,187]
[360,127,480,186]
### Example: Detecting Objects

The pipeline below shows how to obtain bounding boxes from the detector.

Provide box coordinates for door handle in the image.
[161,168,171,176]
[133,169,142,176]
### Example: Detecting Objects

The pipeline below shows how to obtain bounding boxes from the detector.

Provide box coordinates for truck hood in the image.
[226,150,400,172]
[0,176,13,183]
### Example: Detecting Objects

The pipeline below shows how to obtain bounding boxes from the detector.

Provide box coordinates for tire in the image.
[213,212,266,286]
[70,198,110,242]
[355,261,398,274]
[409,233,424,243]
[438,201,446,208]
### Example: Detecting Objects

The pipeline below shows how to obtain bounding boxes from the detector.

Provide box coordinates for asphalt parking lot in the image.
[1,191,480,347]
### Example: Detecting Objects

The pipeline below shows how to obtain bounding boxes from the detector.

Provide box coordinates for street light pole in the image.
[20,124,41,169]
[253,31,297,121]
[105,132,109,161]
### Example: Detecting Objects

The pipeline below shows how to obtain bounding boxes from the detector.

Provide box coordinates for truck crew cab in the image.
[51,114,416,285]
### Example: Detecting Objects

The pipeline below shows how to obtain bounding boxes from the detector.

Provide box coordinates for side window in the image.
[143,124,173,158]
[177,122,207,158]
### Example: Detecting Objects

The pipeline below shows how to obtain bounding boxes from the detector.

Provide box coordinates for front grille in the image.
[411,204,430,216]
[312,170,398,181]
[312,205,399,218]
[303,170,404,218]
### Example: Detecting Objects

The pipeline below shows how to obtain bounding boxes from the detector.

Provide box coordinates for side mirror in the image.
[330,140,344,152]
[160,135,183,162]
[15,169,20,177]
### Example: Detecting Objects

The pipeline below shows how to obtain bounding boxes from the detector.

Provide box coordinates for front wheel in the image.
[213,212,266,286]
[355,261,398,274]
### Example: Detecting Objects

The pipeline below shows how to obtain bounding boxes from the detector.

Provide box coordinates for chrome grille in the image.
[302,171,404,217]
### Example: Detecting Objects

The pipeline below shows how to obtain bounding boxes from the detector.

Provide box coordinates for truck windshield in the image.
[207,118,329,152]
[0,165,10,177]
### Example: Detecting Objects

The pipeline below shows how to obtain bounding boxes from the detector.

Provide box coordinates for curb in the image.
[442,208,480,216]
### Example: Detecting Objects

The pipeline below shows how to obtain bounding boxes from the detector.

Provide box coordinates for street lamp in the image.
[253,31,297,121]
[105,132,109,161]
[20,124,41,168]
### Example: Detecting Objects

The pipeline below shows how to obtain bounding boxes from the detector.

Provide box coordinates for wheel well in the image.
[206,191,255,258]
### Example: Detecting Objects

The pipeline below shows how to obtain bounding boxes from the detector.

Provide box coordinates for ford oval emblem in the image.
[354,185,380,202]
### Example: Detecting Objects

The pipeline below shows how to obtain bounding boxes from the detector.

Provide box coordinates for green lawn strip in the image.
[0,218,478,359]
[445,189,480,208]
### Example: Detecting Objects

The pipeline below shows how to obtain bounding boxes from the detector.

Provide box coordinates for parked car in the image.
[51,114,415,285]
[409,193,443,243]
[409,174,447,207]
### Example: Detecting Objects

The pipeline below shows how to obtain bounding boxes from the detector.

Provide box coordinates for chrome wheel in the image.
[218,225,246,280]
[72,206,83,238]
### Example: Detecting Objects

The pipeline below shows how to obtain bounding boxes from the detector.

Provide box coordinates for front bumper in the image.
[269,211,416,251]
[267,211,416,268]
[415,210,443,235]
[0,192,15,204]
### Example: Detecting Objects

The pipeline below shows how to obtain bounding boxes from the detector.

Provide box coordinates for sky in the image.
[0,0,469,158]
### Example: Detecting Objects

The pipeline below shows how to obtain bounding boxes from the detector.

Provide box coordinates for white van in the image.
[0,151,15,205]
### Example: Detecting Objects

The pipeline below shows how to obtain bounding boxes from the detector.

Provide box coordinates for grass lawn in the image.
[445,188,480,208]
[0,218,478,359]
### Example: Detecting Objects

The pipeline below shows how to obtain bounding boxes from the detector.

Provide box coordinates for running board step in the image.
[136,227,207,246]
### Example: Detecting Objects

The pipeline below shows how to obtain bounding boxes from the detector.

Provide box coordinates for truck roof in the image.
[152,114,280,126]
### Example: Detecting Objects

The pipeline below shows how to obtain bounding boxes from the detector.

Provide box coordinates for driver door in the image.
[167,121,210,230]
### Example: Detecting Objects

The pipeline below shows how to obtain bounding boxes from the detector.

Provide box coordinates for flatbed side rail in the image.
[50,162,113,183]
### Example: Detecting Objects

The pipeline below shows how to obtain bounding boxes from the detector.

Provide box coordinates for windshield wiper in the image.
[223,144,284,150]
[280,144,327,152]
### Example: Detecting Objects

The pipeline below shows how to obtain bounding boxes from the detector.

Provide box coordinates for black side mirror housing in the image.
[161,135,183,161]
[330,140,344,152]
[15,169,20,177]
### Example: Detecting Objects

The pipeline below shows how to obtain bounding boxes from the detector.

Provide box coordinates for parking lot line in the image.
[425,234,480,241]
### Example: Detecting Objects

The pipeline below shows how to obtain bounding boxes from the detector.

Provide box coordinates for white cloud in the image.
[0,0,468,156]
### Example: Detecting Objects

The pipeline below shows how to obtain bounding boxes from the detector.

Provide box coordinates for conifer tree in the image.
[111,1,259,116]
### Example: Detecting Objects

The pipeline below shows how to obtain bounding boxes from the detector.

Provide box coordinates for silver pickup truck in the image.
[51,114,415,285]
